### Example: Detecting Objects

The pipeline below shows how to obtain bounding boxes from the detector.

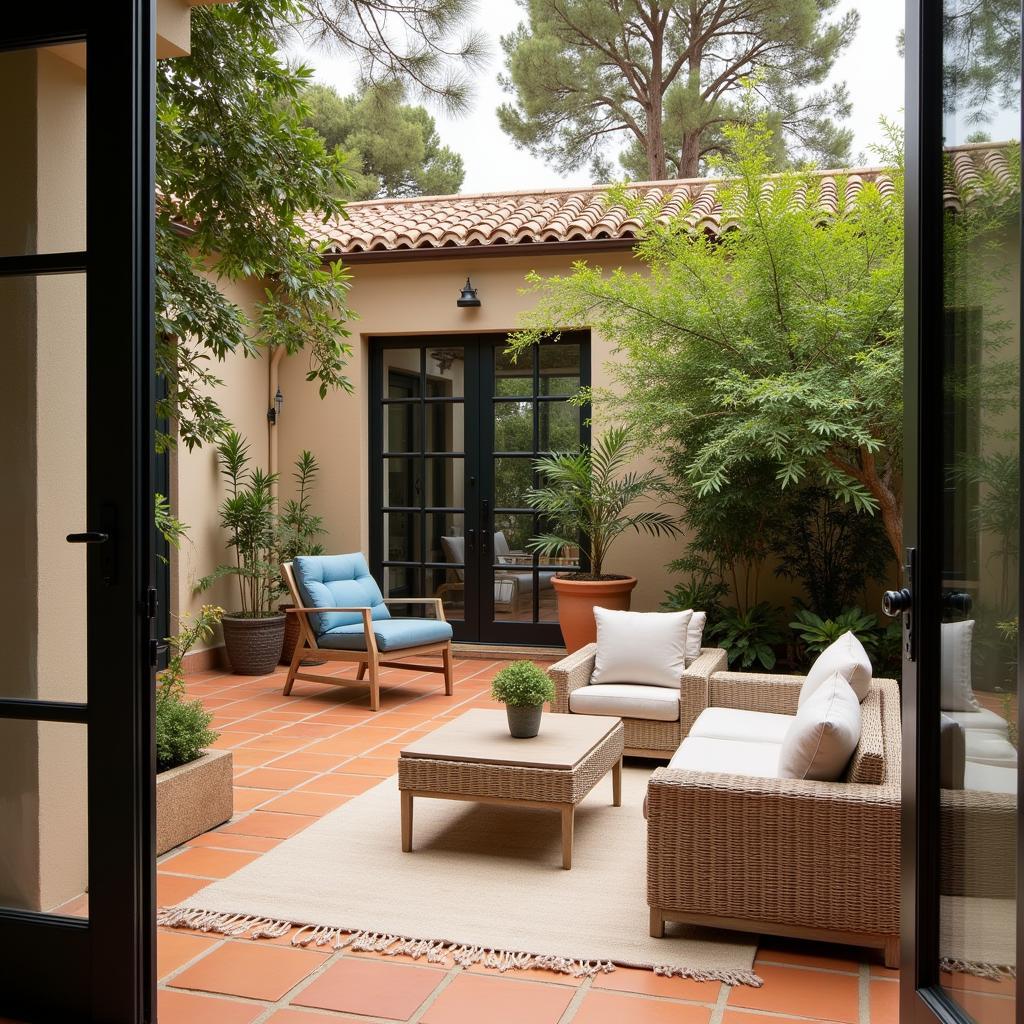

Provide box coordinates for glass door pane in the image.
[937,2,1020,1013]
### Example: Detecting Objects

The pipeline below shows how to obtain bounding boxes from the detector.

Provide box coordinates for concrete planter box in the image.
[156,748,233,856]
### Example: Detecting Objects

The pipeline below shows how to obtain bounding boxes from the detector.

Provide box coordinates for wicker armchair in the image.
[548,645,728,758]
[646,671,902,968]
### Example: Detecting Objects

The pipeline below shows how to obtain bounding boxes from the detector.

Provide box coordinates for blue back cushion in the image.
[293,553,390,635]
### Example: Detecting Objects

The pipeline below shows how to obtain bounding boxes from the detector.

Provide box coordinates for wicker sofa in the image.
[548,644,728,757]
[645,670,902,967]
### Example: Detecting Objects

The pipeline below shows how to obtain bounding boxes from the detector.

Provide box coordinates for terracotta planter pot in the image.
[156,748,233,855]
[222,612,286,675]
[551,575,638,652]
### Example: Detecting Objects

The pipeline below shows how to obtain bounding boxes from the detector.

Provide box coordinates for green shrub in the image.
[491,661,555,708]
[790,607,881,658]
[156,605,222,772]
[708,603,785,670]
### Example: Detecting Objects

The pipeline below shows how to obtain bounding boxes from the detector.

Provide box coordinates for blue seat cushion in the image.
[318,617,453,653]
[293,553,390,635]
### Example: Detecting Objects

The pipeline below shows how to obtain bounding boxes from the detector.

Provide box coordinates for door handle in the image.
[66,531,109,544]
[882,588,911,617]
[480,501,490,555]
[882,547,916,663]
[466,529,476,555]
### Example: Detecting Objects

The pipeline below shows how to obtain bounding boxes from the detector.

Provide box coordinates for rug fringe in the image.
[940,957,1016,983]
[156,906,762,986]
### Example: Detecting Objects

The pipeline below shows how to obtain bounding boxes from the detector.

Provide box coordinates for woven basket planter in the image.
[222,612,286,675]
[279,605,325,667]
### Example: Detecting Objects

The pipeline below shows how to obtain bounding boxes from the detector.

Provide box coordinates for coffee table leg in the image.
[612,756,622,807]
[401,790,413,852]
[560,805,574,870]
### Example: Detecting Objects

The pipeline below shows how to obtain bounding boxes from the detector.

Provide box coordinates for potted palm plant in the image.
[198,431,286,674]
[527,426,680,651]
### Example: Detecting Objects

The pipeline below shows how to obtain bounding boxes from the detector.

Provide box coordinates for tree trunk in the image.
[646,7,666,180]
[678,131,702,178]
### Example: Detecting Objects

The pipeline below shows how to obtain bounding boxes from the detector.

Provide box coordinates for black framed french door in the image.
[370,332,590,647]
[902,2,1022,1022]
[0,7,156,1023]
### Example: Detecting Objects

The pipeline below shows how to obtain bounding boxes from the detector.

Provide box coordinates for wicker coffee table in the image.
[398,709,624,869]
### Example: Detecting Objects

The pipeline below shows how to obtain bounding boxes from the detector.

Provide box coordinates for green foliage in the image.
[157,0,354,453]
[525,426,680,577]
[498,1,856,180]
[661,569,729,627]
[510,118,907,562]
[276,450,328,565]
[155,492,189,563]
[789,607,880,656]
[156,605,222,771]
[491,660,556,708]
[302,82,464,199]
[198,432,281,617]
[708,603,785,670]
[772,486,892,618]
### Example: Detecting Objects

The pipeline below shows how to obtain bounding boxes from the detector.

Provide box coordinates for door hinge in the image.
[146,586,158,619]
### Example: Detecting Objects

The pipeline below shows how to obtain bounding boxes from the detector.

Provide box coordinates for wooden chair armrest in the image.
[290,605,376,615]
[382,597,447,623]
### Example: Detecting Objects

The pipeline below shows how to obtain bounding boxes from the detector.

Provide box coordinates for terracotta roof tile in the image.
[299,143,1012,258]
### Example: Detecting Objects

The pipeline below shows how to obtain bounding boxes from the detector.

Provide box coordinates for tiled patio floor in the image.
[151,655,911,1024]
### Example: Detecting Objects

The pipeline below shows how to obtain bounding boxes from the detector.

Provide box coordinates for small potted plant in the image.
[198,431,286,674]
[527,426,680,651]
[491,660,556,738]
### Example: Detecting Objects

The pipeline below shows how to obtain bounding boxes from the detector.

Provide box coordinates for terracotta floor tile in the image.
[755,937,861,973]
[572,990,711,1024]
[261,790,350,815]
[464,961,582,985]
[156,931,220,979]
[727,965,860,1023]
[302,773,383,796]
[941,970,1017,997]
[232,787,275,811]
[722,1013,810,1024]
[160,847,260,878]
[239,735,309,752]
[293,956,443,1020]
[365,742,407,759]
[421,973,575,1024]
[170,941,329,1001]
[186,831,283,853]
[219,811,318,839]
[870,978,900,1024]
[267,751,350,772]
[157,873,210,905]
[340,756,397,777]
[210,731,262,749]
[272,722,347,739]
[235,767,318,791]
[228,747,282,767]
[264,1011,365,1024]
[943,989,1015,1024]
[156,989,265,1024]
[593,966,721,1001]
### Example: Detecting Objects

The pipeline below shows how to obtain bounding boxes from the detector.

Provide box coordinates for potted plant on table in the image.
[198,431,286,675]
[527,426,681,651]
[492,661,556,738]
[156,604,233,854]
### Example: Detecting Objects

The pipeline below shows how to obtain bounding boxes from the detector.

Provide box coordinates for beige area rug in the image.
[941,896,1017,980]
[159,765,761,986]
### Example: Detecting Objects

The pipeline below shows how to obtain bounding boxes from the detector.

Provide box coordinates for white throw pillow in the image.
[591,608,693,689]
[799,631,873,706]
[941,620,979,711]
[779,671,862,781]
[677,609,707,665]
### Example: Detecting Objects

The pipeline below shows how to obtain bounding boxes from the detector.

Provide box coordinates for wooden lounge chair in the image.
[281,554,454,712]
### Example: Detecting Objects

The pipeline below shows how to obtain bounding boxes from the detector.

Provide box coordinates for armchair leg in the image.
[283,639,304,696]
[883,935,900,970]
[649,908,665,939]
[442,644,453,696]
[356,661,367,681]
[368,653,381,712]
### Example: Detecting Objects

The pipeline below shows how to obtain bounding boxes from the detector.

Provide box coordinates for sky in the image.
[291,1,907,195]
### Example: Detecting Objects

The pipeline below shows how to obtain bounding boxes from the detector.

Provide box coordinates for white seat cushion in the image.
[689,707,793,745]
[945,706,1010,737]
[941,619,979,711]
[800,631,873,705]
[591,608,692,689]
[668,736,781,778]
[780,671,862,781]
[964,732,1018,769]
[570,683,680,722]
[965,761,1017,795]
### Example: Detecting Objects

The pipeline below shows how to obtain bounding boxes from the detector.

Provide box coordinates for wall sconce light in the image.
[267,386,284,426]
[457,276,481,307]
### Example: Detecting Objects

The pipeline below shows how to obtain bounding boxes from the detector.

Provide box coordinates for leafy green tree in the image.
[509,120,907,559]
[302,82,464,199]
[497,0,856,181]
[157,0,354,452]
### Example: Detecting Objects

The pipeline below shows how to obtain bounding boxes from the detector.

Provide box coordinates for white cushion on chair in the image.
[570,683,680,722]
[668,736,782,778]
[689,706,794,745]
[800,631,873,705]
[591,608,692,689]
[945,706,1010,736]
[965,761,1017,794]
[780,671,862,781]
[941,620,980,711]
[675,609,707,665]
[964,731,1018,769]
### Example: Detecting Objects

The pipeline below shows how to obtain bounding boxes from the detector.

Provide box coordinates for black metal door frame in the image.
[0,7,156,1022]
[370,332,590,647]
[903,1,1024,1021]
